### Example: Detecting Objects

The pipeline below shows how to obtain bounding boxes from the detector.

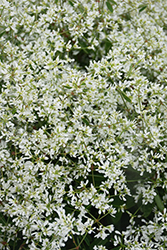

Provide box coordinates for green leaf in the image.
[117,88,131,103]
[83,88,89,92]
[81,117,89,126]
[126,195,135,209]
[121,91,131,103]
[78,3,85,13]
[0,30,6,38]
[84,234,91,246]
[106,1,113,13]
[68,0,74,7]
[108,0,117,5]
[63,85,72,89]
[0,212,7,225]
[155,194,164,212]
[90,237,108,248]
[140,202,154,218]
[112,210,122,224]
[113,196,124,207]
[139,5,147,13]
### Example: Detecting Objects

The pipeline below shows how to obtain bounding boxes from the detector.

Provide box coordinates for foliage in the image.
[0,0,167,249]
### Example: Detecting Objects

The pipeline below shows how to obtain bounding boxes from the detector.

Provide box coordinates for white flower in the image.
[0,0,167,249]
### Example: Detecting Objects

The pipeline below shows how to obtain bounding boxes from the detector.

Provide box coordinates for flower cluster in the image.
[0,0,167,249]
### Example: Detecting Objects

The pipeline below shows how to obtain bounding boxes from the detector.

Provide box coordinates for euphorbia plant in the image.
[0,0,167,249]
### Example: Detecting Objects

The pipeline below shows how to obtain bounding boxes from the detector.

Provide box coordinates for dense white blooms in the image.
[0,0,167,249]
[122,209,167,249]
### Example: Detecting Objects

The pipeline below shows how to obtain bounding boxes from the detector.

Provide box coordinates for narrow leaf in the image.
[68,0,74,7]
[121,91,131,103]
[139,5,147,13]
[108,0,117,5]
[141,202,154,218]
[84,235,91,246]
[81,117,89,126]
[112,211,122,224]
[0,31,5,38]
[117,88,131,103]
[106,1,113,13]
[126,195,135,209]
[63,85,72,89]
[155,194,164,212]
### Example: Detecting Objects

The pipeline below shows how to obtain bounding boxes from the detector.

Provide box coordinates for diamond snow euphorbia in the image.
[0,0,167,249]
